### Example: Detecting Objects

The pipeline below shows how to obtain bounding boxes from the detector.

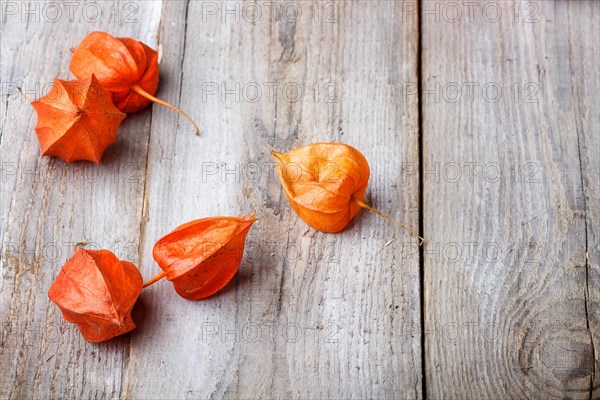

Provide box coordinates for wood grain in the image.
[0,1,162,398]
[421,1,599,399]
[123,1,421,398]
[2,0,598,398]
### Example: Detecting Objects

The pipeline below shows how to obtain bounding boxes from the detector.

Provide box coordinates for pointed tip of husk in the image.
[270,150,283,162]
[17,86,35,104]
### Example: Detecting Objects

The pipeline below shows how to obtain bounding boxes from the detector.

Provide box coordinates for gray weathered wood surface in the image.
[422,1,599,399]
[0,1,597,399]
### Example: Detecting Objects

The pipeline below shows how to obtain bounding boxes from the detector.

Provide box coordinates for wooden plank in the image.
[569,2,600,397]
[123,0,421,398]
[421,1,599,398]
[0,1,162,398]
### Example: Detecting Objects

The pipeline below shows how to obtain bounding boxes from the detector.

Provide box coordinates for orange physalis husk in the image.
[31,75,126,164]
[143,213,257,300]
[70,31,200,135]
[48,249,143,343]
[272,143,423,244]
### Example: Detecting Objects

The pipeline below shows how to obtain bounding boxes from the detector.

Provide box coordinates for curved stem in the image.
[352,196,424,246]
[17,87,34,103]
[131,85,200,136]
[73,239,89,254]
[270,150,283,161]
[143,271,167,288]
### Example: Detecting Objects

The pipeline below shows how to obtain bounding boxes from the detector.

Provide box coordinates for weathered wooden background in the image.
[0,1,598,399]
